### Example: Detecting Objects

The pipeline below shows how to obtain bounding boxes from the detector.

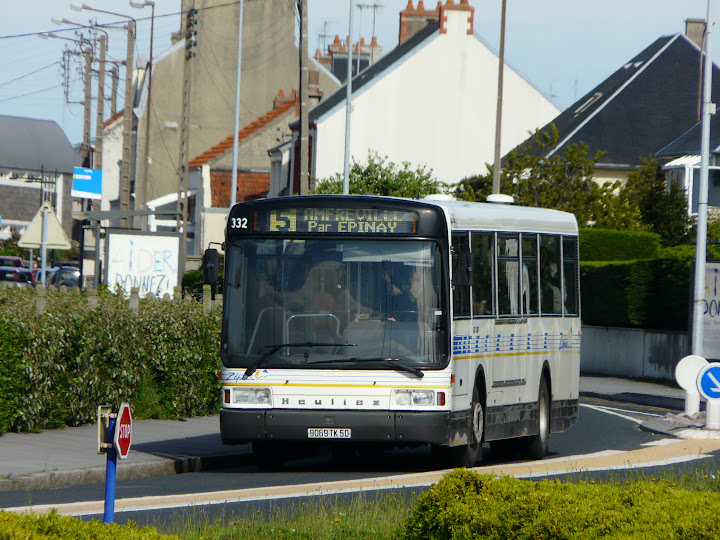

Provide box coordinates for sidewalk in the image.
[0,376,709,492]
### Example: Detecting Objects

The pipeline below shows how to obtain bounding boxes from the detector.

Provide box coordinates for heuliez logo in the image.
[281,398,382,407]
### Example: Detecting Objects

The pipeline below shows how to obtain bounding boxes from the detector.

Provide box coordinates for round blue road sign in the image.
[697,363,720,401]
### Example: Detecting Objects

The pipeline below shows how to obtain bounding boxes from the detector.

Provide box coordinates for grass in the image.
[167,491,416,540]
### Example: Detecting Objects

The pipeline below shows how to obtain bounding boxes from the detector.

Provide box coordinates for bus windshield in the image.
[222,237,447,370]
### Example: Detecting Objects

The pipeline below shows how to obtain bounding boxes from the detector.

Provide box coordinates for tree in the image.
[620,158,692,247]
[312,151,443,198]
[456,125,644,230]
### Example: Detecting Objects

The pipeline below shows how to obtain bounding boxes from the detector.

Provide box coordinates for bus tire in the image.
[434,386,483,468]
[520,376,550,460]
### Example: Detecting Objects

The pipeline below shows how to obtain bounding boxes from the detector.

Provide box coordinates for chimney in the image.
[399,1,441,44]
[685,18,706,49]
[439,0,474,36]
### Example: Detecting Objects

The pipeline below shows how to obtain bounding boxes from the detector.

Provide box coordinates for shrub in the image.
[400,469,720,539]
[0,287,221,434]
[579,228,661,261]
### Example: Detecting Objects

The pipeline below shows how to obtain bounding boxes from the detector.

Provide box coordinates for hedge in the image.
[580,255,691,330]
[0,510,176,539]
[0,287,221,435]
[579,228,662,261]
[401,469,720,539]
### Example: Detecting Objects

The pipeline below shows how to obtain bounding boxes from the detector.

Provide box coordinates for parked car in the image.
[47,265,80,288]
[0,256,24,268]
[0,266,35,287]
[31,267,57,284]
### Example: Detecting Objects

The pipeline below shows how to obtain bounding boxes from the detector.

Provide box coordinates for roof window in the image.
[574,92,603,115]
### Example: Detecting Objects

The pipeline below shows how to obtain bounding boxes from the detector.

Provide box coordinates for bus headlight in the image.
[232,387,272,406]
[392,389,435,407]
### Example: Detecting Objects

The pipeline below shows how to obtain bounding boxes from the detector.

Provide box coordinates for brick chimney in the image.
[399,1,440,44]
[686,18,706,49]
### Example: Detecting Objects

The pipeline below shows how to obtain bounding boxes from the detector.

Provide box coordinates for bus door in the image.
[494,234,526,401]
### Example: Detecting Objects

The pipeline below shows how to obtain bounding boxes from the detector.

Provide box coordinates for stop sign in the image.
[113,403,132,459]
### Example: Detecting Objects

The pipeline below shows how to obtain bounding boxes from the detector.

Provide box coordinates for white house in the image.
[286,0,560,189]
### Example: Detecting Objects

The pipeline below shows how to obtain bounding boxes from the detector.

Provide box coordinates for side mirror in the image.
[203,248,219,285]
[457,251,473,287]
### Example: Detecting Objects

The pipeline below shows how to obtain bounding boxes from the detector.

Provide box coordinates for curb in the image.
[0,451,254,492]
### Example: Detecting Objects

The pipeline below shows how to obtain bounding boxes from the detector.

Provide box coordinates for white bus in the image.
[213,195,580,468]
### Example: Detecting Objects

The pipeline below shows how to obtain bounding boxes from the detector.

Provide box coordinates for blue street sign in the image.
[697,363,720,401]
[71,167,103,200]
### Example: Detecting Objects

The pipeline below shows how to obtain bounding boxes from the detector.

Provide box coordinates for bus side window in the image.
[452,233,471,318]
[471,232,495,316]
[522,233,539,316]
[563,236,579,316]
[540,235,562,315]
[498,234,520,316]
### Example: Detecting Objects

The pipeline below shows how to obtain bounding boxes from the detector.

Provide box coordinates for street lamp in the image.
[70,1,136,229]
[130,0,155,230]
[48,19,108,174]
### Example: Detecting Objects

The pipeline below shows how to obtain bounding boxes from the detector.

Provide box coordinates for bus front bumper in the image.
[220,408,470,446]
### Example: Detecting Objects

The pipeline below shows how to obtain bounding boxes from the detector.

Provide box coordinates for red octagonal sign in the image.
[114,403,132,459]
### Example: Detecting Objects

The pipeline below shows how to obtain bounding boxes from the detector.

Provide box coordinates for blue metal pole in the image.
[103,417,117,523]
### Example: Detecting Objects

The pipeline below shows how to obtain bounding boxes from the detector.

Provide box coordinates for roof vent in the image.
[486,194,514,204]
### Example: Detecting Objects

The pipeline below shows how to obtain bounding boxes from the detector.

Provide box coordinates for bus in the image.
[212,195,580,468]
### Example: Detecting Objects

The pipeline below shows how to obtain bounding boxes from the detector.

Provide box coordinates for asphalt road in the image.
[7,396,719,530]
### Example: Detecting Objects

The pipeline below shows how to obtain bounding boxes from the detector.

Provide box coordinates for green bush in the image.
[0,509,176,539]
[0,288,221,434]
[581,254,691,330]
[400,469,720,539]
[579,228,661,261]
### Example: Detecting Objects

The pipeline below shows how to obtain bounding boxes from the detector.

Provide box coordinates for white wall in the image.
[100,122,122,212]
[313,10,560,185]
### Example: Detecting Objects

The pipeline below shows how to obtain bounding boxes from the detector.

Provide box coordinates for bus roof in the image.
[424,198,579,236]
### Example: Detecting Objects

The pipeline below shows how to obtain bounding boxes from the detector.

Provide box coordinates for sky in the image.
[1,0,719,146]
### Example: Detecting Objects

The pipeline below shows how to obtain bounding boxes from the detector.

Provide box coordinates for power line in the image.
[0,84,62,104]
[0,62,59,88]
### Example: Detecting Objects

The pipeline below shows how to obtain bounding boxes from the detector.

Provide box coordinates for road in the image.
[3,397,720,529]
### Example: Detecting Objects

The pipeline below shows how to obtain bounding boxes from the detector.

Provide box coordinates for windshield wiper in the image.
[244,342,356,377]
[309,357,424,378]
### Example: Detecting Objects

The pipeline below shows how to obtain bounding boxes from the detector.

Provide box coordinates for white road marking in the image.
[580,403,645,424]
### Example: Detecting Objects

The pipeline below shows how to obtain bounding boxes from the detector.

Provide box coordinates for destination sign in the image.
[254,208,417,234]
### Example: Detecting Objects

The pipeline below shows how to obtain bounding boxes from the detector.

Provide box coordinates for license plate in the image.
[307,428,351,439]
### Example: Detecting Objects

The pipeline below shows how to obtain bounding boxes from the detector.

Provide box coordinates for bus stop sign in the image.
[113,403,132,459]
[697,364,720,401]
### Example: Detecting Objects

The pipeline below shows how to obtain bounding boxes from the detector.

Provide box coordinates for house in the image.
[656,112,720,215]
[283,0,560,191]
[147,91,301,256]
[511,19,720,187]
[0,115,76,241]
[126,0,340,225]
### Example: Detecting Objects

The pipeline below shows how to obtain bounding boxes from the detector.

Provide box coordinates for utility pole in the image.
[119,20,136,228]
[82,46,93,167]
[491,0,507,195]
[178,3,198,278]
[110,65,118,116]
[342,0,354,195]
[94,33,106,173]
[298,0,309,195]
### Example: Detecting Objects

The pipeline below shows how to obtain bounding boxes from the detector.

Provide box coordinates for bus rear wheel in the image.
[519,376,550,460]
[433,387,483,468]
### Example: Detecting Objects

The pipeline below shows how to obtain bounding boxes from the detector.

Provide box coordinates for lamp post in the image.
[130,0,155,230]
[71,2,136,229]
